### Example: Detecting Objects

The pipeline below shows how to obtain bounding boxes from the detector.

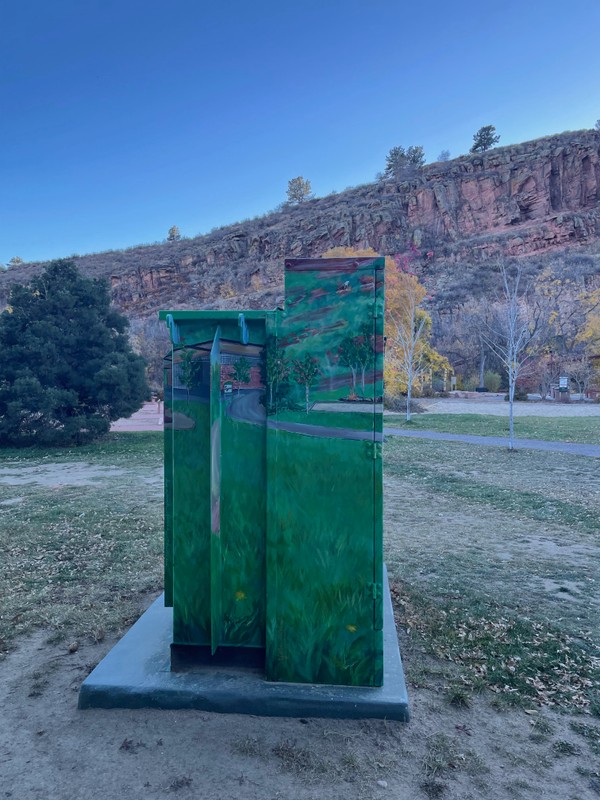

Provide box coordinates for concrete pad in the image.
[79,571,409,721]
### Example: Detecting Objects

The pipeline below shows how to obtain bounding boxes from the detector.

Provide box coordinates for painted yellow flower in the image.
[235,590,246,601]
[345,624,357,633]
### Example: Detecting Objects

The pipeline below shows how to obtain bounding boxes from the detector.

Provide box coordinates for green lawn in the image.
[0,430,163,466]
[384,436,600,712]
[385,412,600,444]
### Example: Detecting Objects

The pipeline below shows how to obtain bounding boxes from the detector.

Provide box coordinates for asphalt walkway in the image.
[384,427,600,458]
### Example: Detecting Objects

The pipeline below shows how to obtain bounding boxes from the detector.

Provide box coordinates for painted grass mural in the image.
[161,256,384,686]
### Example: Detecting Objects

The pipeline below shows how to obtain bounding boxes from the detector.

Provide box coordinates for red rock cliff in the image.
[1,129,598,316]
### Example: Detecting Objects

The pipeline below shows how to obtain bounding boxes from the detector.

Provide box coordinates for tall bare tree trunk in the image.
[508,377,515,450]
[406,365,413,422]
[478,341,486,388]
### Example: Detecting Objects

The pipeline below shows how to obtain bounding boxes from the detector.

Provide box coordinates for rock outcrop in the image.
[1,129,599,317]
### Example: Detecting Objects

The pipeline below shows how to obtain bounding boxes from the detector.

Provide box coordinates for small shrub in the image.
[483,370,502,392]
[446,685,470,708]
[504,385,528,401]
[552,740,581,757]
[462,373,480,391]
[384,395,425,414]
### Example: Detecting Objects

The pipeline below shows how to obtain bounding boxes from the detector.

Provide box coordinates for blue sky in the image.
[1,0,599,264]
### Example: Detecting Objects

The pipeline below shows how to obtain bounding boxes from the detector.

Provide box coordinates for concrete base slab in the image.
[79,570,409,721]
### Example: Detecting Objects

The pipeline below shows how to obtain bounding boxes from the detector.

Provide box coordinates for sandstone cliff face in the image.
[1,129,599,317]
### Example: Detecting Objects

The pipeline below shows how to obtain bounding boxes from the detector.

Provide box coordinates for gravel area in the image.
[415,397,600,417]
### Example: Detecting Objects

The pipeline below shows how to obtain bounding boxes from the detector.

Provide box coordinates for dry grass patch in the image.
[0,433,163,658]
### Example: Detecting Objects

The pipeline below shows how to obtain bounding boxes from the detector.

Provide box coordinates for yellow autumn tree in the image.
[575,293,600,394]
[576,290,600,354]
[321,247,451,418]
[534,268,600,395]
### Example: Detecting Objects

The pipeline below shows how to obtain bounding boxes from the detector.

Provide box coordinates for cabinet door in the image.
[170,318,268,653]
[171,343,212,646]
[163,355,173,608]
[209,328,222,654]
[266,257,384,686]
[218,337,267,650]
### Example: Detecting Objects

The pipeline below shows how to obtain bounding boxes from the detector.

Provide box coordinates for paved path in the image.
[384,427,600,458]
[111,401,163,431]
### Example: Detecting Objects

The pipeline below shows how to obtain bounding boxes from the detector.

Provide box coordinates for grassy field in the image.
[384,436,600,712]
[0,432,164,658]
[385,412,600,444]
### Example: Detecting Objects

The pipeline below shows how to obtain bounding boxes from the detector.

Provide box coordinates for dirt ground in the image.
[2,621,596,800]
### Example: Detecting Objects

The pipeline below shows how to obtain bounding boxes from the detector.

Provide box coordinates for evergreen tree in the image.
[406,145,425,167]
[437,149,451,162]
[382,145,425,179]
[470,125,500,153]
[0,260,148,446]
[167,225,181,241]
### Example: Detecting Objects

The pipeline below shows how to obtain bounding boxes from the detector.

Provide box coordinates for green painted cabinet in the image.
[161,256,384,686]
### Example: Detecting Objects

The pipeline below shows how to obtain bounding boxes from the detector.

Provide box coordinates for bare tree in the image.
[565,355,594,399]
[483,264,543,449]
[129,317,171,394]
[528,352,560,401]
[432,300,495,390]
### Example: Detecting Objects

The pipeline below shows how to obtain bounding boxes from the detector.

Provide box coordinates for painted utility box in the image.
[160,256,385,687]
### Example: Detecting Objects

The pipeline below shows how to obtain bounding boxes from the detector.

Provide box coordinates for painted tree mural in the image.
[292,354,320,413]
[261,336,290,410]
[355,323,375,396]
[232,356,251,395]
[179,348,203,399]
[338,336,359,394]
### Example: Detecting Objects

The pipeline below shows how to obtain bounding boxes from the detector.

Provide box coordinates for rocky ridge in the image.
[1,128,599,318]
